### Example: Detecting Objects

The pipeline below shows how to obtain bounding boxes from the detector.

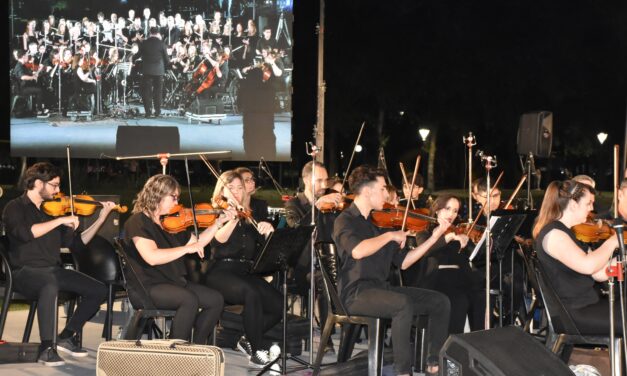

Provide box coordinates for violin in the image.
[161,203,224,233]
[318,191,354,213]
[42,193,127,216]
[371,203,434,233]
[572,216,614,244]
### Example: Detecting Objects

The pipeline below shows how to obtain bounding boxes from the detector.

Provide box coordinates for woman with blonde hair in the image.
[205,170,280,367]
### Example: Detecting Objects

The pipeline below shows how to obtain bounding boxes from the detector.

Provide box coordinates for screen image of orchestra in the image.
[9,0,293,161]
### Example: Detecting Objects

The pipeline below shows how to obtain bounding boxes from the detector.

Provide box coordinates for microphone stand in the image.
[306,141,320,368]
[463,132,476,222]
[105,150,232,175]
[478,151,497,329]
[611,220,627,374]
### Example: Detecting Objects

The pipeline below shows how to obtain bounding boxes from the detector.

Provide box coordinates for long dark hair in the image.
[532,179,595,238]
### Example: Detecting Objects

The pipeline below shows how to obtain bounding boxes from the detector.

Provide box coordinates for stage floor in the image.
[9,109,291,161]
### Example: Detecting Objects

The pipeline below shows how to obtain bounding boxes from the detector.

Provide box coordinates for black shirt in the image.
[332,203,407,304]
[210,220,263,261]
[250,197,269,223]
[2,193,78,268]
[123,212,191,287]
[284,192,336,243]
[535,220,599,310]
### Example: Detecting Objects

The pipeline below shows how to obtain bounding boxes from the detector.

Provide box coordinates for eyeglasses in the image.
[243,178,256,183]
[46,182,60,189]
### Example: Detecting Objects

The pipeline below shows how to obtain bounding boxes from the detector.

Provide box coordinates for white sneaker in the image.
[269,344,281,361]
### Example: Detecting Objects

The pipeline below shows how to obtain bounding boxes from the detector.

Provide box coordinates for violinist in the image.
[470,177,502,222]
[136,26,169,118]
[123,174,231,345]
[1,162,115,366]
[333,165,450,376]
[235,167,269,222]
[204,170,281,368]
[12,50,49,117]
[399,172,426,209]
[76,47,98,113]
[386,184,400,206]
[533,180,620,335]
[402,194,485,334]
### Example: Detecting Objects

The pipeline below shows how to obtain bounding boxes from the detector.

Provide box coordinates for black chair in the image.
[72,235,127,340]
[313,242,390,376]
[9,72,35,117]
[515,247,546,336]
[532,255,623,375]
[0,236,78,345]
[112,238,176,340]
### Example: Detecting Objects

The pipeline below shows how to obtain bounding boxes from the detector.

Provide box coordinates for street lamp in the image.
[355,144,363,152]
[597,132,608,145]
[419,128,430,142]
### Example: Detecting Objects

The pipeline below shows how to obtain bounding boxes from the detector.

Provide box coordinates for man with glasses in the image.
[2,162,116,366]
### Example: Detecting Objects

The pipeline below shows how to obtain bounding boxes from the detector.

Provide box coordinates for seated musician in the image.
[235,167,269,222]
[333,165,450,376]
[123,174,228,344]
[204,170,280,367]
[533,179,620,335]
[470,177,502,223]
[402,194,485,334]
[399,172,426,209]
[12,50,49,117]
[75,45,98,112]
[1,162,115,366]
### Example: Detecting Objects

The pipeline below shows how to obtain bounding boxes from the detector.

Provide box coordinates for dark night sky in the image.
[3,0,627,189]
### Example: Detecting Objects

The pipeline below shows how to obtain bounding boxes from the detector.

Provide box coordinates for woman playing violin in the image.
[235,167,270,223]
[205,170,281,368]
[533,180,620,335]
[403,194,485,334]
[123,174,232,344]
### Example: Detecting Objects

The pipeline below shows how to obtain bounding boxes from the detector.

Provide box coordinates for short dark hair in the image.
[404,173,424,188]
[149,26,159,35]
[15,50,26,59]
[22,162,63,190]
[348,165,386,194]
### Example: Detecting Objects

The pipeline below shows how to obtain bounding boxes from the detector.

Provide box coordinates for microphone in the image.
[613,218,625,251]
[475,149,484,158]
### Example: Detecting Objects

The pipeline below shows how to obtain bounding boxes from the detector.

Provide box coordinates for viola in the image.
[161,203,224,233]
[42,193,127,217]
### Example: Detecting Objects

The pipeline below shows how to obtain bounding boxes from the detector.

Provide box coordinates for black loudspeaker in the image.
[190,97,225,114]
[517,111,553,158]
[115,126,180,156]
[79,195,121,244]
[440,326,573,376]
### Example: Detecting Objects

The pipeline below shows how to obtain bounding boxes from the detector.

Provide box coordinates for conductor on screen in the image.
[135,26,170,118]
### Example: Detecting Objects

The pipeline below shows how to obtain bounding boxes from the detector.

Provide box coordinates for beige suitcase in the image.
[97,339,224,376]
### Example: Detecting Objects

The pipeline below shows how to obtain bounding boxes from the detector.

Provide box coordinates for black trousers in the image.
[148,281,223,344]
[140,74,163,115]
[346,285,450,375]
[13,265,107,342]
[571,298,624,336]
[20,85,44,111]
[205,261,283,352]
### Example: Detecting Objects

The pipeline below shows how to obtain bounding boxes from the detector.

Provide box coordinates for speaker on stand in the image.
[517,111,553,209]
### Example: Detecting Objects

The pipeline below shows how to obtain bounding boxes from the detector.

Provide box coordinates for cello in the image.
[180,52,227,110]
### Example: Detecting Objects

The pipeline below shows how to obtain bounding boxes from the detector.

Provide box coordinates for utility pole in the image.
[314,0,325,163]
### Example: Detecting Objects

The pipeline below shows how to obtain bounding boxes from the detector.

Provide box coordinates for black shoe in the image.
[236,336,253,358]
[57,336,88,358]
[38,347,65,366]
[144,112,152,118]
[249,350,271,368]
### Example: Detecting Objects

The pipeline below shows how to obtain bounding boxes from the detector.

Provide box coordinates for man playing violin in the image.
[333,165,450,376]
[12,50,49,117]
[1,162,116,366]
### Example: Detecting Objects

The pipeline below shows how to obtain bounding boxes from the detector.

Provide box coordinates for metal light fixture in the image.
[355,144,363,153]
[597,132,608,145]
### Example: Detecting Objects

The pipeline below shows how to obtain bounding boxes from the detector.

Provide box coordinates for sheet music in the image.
[468,216,499,261]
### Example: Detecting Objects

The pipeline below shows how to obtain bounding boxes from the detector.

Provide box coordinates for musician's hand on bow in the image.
[257,221,274,236]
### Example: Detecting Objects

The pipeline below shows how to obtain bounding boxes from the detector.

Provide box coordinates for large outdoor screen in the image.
[9,0,293,161]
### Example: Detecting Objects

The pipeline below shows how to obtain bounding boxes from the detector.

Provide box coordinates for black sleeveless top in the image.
[535,221,599,310]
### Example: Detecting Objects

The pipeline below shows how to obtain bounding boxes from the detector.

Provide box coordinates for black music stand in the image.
[469,213,527,327]
[251,225,315,375]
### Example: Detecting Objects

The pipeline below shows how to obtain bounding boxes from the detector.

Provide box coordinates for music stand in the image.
[469,213,527,327]
[251,226,314,375]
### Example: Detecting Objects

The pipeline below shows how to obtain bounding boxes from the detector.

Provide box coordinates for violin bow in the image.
[340,121,366,191]
[466,170,504,237]
[399,162,416,210]
[183,157,200,241]
[614,145,619,218]
[503,173,527,209]
[66,145,75,216]
[401,155,421,232]
[199,154,261,232]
